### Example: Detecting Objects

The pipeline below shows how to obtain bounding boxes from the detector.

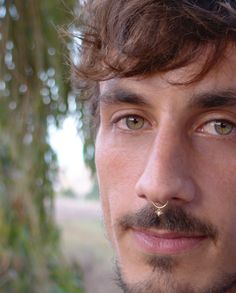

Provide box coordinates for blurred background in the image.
[0,0,121,292]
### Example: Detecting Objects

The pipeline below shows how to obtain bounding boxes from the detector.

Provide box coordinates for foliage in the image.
[60,188,77,198]
[0,0,83,292]
[86,179,99,200]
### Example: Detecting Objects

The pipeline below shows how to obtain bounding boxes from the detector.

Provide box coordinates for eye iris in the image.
[126,116,144,129]
[214,121,233,135]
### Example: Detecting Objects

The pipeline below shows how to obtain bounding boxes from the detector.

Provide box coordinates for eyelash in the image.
[197,119,236,136]
[112,114,150,131]
[112,114,236,137]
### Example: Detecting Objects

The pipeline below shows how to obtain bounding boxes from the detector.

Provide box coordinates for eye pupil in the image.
[126,116,144,130]
[214,121,233,135]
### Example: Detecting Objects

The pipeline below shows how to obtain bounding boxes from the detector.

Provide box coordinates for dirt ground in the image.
[55,198,122,293]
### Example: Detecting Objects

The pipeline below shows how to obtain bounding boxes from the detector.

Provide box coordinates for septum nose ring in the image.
[151,201,168,217]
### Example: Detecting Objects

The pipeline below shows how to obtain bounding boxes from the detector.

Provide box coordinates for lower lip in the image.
[133,230,207,255]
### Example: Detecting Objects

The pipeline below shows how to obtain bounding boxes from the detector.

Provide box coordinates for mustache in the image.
[117,204,218,239]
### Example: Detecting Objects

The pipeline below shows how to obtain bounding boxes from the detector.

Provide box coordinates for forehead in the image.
[100,47,236,100]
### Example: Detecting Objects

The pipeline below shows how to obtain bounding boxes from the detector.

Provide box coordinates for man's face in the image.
[95,49,236,293]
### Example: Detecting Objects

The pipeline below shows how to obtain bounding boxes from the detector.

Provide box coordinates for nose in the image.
[135,129,197,206]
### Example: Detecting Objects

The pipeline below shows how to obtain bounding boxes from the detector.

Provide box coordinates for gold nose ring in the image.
[151,201,168,216]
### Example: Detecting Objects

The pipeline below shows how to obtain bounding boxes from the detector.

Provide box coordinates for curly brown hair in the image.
[72,0,236,116]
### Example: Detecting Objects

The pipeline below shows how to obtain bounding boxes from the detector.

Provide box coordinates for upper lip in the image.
[133,228,207,239]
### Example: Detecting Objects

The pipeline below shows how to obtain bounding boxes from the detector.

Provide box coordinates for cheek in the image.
[95,134,148,239]
[194,138,236,193]
[95,132,149,193]
[184,139,236,266]
[95,144,141,210]
[194,139,236,230]
[96,146,135,189]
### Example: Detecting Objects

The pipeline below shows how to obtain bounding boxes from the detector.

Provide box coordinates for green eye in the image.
[214,121,233,135]
[125,116,145,130]
[198,119,235,136]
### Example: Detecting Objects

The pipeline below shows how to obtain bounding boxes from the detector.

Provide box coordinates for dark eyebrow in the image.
[191,90,236,108]
[99,88,151,107]
[99,88,236,109]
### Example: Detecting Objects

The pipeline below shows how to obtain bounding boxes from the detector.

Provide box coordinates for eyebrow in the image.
[190,90,236,109]
[99,87,236,109]
[99,88,152,107]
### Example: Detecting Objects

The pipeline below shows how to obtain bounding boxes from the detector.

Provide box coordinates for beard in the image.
[113,205,236,293]
[115,262,236,293]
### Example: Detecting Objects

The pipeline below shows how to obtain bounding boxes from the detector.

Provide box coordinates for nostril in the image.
[169,197,186,205]
[138,193,146,199]
[172,197,182,201]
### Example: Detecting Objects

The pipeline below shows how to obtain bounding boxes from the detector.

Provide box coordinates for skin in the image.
[95,48,236,293]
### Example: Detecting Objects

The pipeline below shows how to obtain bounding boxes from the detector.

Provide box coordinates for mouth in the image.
[133,228,208,255]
